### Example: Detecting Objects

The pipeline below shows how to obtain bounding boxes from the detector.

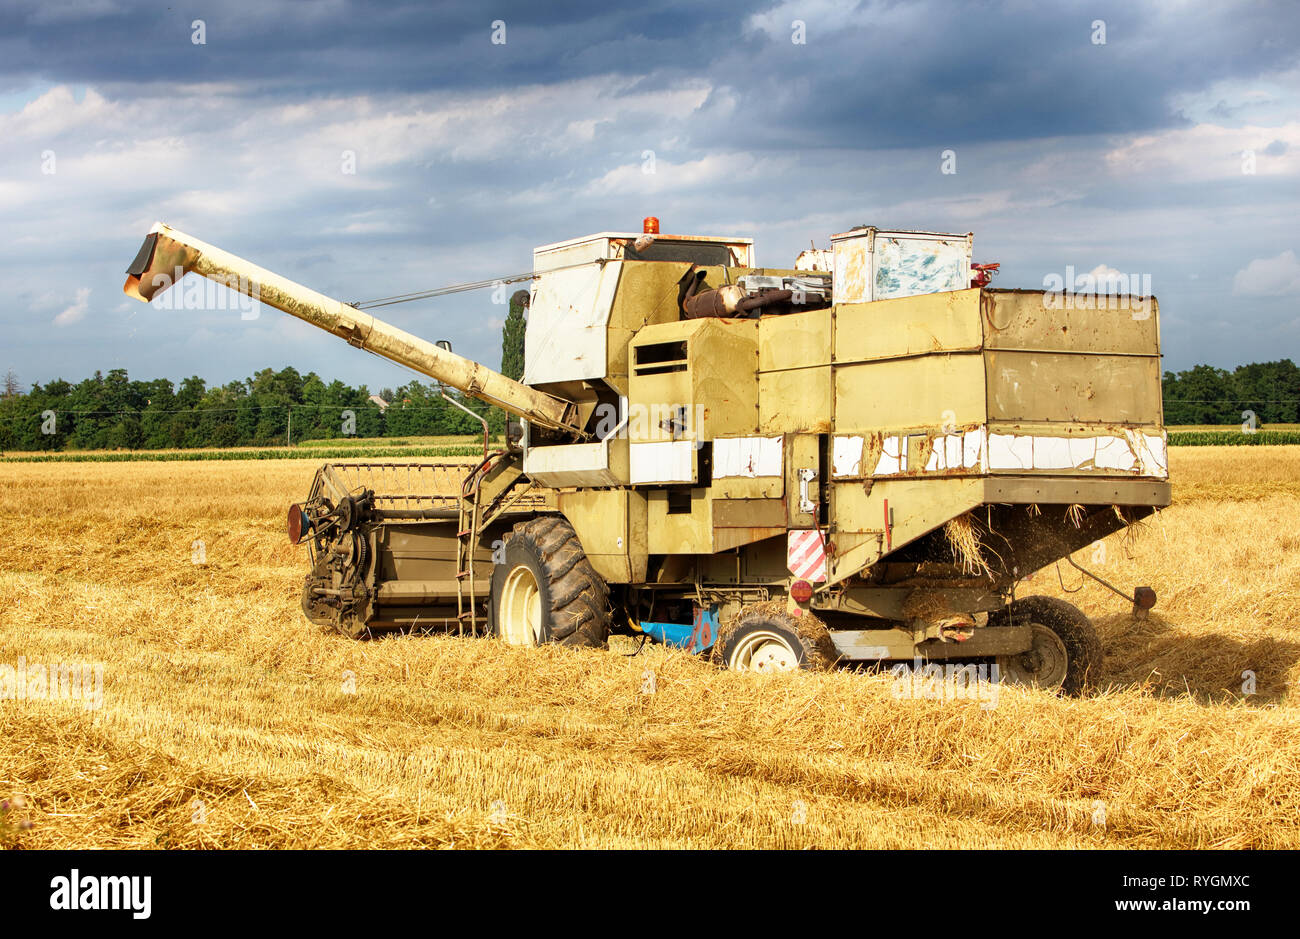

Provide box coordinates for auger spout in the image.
[123,223,583,435]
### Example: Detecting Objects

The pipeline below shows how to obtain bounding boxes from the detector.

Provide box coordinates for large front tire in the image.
[991,595,1102,695]
[488,517,610,649]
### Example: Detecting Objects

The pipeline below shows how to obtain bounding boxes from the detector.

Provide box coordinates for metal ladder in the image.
[443,389,491,637]
[453,470,543,636]
[453,483,484,636]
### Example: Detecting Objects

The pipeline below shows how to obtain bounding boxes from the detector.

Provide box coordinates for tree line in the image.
[0,292,530,452]
[2,351,1295,453]
[0,365,509,451]
[1161,359,1300,426]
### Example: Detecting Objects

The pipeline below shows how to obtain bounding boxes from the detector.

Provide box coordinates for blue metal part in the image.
[638,606,720,654]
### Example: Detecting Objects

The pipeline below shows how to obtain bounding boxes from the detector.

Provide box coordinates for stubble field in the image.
[1,447,1297,848]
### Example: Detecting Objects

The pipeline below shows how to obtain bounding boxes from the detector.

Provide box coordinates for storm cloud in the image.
[1,0,1297,389]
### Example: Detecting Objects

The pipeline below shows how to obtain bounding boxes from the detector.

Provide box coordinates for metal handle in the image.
[798,467,817,515]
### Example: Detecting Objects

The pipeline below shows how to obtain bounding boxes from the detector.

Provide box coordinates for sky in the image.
[1,0,1297,394]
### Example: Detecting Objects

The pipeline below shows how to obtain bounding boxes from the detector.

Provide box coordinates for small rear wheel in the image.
[991,596,1101,695]
[713,610,838,673]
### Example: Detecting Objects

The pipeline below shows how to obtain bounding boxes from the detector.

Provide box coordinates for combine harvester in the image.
[124,220,1168,694]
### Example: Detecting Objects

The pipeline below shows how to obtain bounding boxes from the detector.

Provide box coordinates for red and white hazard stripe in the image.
[787,529,827,583]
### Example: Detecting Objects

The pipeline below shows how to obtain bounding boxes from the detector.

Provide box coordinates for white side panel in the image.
[829,426,1166,479]
[1095,436,1138,472]
[525,261,621,385]
[873,435,906,475]
[832,435,865,477]
[1147,433,1168,476]
[1031,436,1074,470]
[982,431,1165,478]
[987,433,1033,470]
[523,441,621,488]
[715,436,783,478]
[924,432,968,472]
[1068,436,1098,468]
[831,228,972,303]
[1130,430,1169,478]
[630,440,696,484]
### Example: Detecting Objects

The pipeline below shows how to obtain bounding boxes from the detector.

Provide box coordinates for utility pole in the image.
[286,406,292,447]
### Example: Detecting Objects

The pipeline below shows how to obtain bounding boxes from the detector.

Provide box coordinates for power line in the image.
[349,256,605,310]
[353,272,536,310]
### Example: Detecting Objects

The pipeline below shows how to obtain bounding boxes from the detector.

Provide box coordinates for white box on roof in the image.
[831,227,973,304]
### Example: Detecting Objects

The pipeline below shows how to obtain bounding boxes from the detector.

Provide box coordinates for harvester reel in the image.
[991,596,1102,696]
[488,517,610,649]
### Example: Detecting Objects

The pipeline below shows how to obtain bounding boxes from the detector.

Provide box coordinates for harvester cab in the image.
[125,218,1169,694]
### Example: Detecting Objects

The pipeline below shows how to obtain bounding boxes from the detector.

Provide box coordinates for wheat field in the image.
[1,448,1297,849]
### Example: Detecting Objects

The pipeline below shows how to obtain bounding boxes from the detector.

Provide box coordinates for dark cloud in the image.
[3,0,1297,147]
[0,0,1297,388]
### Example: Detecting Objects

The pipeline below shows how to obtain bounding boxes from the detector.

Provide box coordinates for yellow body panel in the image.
[985,350,1162,424]
[614,273,1165,582]
[629,318,759,443]
[982,289,1160,354]
[559,488,648,584]
[647,488,711,554]
[645,487,788,556]
[834,354,987,432]
[713,475,782,499]
[759,307,833,370]
[835,290,984,363]
[604,261,702,397]
[829,477,986,577]
[783,434,820,528]
[759,367,832,433]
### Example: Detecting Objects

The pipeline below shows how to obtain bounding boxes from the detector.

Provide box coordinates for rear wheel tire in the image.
[991,596,1101,695]
[488,517,610,649]
[713,610,838,673]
